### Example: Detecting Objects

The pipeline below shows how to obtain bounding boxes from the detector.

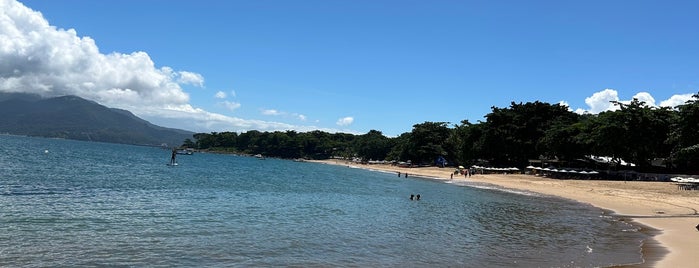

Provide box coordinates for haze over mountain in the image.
[0,93,193,147]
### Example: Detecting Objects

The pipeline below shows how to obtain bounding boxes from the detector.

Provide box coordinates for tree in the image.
[354,130,392,161]
[406,122,451,164]
[671,92,699,171]
[480,101,577,166]
[585,99,674,170]
[448,120,484,166]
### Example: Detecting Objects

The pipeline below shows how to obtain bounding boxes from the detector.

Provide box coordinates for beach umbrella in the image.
[458,165,465,169]
[526,165,536,169]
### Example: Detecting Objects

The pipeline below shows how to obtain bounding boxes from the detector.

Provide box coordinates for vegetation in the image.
[187,93,699,174]
[0,93,192,146]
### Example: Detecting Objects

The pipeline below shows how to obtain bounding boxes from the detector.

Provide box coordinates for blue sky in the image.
[3,0,698,136]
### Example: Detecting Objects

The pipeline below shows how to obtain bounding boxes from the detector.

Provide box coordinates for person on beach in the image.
[410,194,414,200]
[405,173,408,178]
[416,194,420,200]
[398,172,401,177]
[450,173,453,179]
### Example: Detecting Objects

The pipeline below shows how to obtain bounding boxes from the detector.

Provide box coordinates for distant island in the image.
[0,93,192,147]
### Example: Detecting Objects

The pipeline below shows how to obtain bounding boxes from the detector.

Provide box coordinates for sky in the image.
[2,0,698,136]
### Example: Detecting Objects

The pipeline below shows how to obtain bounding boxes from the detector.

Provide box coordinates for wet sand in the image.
[311,159,699,267]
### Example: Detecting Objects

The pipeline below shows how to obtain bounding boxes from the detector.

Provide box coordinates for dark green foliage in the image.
[478,101,579,167]
[354,130,393,161]
[397,122,451,165]
[671,92,699,171]
[189,96,697,173]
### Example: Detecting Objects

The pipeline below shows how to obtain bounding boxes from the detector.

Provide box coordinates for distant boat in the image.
[176,148,194,155]
[254,154,265,160]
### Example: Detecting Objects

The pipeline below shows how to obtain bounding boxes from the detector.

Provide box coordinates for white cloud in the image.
[177,71,204,87]
[214,91,227,99]
[580,88,620,114]
[630,92,656,106]
[219,101,241,111]
[574,89,696,114]
[336,116,354,126]
[261,109,307,122]
[659,93,694,108]
[0,0,353,134]
[262,109,282,116]
[0,0,190,109]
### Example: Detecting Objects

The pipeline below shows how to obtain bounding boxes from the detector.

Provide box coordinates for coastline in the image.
[310,159,699,267]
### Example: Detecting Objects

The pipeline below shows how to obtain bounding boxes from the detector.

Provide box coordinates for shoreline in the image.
[310,159,699,267]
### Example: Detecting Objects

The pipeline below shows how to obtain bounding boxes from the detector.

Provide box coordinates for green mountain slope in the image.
[0,93,193,147]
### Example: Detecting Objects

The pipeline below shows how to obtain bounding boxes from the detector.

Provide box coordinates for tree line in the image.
[184,92,699,174]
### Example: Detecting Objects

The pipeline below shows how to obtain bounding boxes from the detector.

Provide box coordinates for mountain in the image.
[0,93,193,147]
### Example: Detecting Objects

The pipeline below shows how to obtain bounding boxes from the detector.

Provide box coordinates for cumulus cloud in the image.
[0,0,349,134]
[574,89,696,114]
[336,116,354,126]
[177,71,204,87]
[0,0,189,109]
[630,92,656,106]
[219,101,241,111]
[579,89,620,114]
[659,93,694,108]
[214,91,227,99]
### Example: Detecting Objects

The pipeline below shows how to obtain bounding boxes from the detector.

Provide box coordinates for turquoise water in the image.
[0,135,647,267]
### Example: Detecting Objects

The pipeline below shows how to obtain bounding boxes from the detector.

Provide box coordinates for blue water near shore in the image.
[0,135,647,267]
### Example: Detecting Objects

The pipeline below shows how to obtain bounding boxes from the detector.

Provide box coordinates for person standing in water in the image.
[170,148,177,165]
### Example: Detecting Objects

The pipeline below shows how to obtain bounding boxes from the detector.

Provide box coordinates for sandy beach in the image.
[311,159,699,267]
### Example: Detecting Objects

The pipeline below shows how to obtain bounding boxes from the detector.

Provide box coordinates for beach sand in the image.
[311,159,699,267]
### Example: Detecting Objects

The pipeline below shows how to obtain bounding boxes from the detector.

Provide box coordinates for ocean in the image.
[0,135,647,267]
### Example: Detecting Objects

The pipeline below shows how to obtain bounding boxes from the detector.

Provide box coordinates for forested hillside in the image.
[189,93,699,174]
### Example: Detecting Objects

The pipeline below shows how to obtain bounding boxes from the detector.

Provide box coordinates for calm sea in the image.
[0,135,647,267]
